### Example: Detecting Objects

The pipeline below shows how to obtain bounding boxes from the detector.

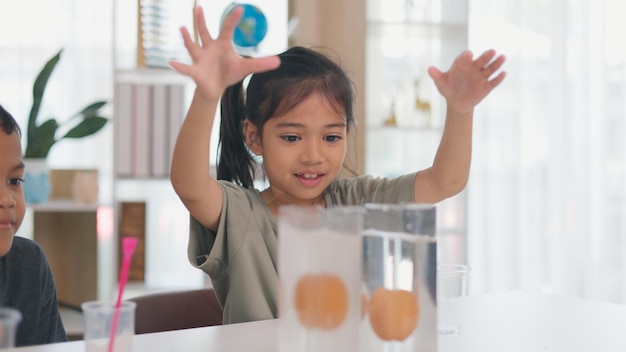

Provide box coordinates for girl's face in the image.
[248,93,348,205]
[0,131,25,257]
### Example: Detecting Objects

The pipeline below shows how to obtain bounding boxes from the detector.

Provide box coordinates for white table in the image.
[441,291,626,351]
[13,291,626,351]
[12,318,277,352]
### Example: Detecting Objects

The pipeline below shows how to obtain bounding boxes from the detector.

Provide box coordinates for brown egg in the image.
[368,288,419,341]
[294,273,349,330]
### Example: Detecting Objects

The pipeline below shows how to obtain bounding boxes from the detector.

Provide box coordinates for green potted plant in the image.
[24,48,109,203]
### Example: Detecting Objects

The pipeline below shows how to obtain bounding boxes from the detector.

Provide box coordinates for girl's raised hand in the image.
[169,6,281,102]
[427,49,506,115]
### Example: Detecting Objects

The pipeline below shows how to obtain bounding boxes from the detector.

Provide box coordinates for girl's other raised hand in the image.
[169,6,281,102]
[428,49,506,115]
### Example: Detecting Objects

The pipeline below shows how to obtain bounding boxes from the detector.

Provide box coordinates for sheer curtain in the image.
[467,0,626,304]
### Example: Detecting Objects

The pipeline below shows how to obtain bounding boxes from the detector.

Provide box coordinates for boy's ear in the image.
[243,120,262,155]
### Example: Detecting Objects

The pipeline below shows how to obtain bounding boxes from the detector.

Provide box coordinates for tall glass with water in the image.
[360,203,437,352]
[278,205,362,352]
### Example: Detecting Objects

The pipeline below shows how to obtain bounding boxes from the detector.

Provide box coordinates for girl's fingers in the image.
[180,27,195,50]
[218,6,244,41]
[487,71,506,90]
[179,27,201,62]
[242,56,281,74]
[482,55,506,78]
[169,60,192,76]
[427,66,444,83]
[474,49,496,69]
[454,50,473,66]
[195,6,213,46]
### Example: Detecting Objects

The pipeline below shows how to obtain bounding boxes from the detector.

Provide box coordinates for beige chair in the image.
[128,288,223,334]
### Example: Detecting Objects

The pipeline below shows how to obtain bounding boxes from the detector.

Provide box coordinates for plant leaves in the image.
[25,119,59,158]
[74,101,107,118]
[24,48,110,158]
[27,49,62,144]
[62,117,108,139]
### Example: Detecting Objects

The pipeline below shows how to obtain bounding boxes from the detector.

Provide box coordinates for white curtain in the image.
[467,0,626,304]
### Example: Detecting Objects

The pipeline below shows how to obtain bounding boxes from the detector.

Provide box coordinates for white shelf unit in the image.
[25,202,112,309]
[110,0,290,297]
[365,0,469,264]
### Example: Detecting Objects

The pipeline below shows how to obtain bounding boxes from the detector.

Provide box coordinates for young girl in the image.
[170,6,505,324]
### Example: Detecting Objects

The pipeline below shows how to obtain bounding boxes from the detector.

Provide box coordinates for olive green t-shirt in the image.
[188,173,416,324]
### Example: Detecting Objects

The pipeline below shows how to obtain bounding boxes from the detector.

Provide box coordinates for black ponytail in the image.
[217,80,256,189]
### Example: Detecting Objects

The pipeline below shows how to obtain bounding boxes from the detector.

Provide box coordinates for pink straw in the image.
[108,237,138,352]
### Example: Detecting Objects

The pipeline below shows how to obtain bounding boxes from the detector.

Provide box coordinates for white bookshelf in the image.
[365,0,469,264]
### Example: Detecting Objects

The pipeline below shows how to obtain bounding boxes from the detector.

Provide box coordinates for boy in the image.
[0,103,67,346]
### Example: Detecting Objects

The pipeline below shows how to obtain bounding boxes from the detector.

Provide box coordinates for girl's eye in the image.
[324,135,342,143]
[281,135,300,142]
[9,178,25,186]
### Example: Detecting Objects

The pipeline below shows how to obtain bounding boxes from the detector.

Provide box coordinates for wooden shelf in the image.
[366,20,467,30]
[32,209,99,309]
[28,200,101,213]
[115,68,191,85]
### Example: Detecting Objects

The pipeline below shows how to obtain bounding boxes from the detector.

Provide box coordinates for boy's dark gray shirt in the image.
[0,236,67,346]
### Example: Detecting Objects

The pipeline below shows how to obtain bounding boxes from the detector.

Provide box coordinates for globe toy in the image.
[222,3,268,50]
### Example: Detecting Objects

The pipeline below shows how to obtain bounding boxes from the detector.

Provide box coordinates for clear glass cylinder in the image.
[360,203,437,352]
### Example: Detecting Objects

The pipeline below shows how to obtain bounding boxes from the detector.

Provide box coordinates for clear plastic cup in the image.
[437,263,470,335]
[0,307,22,348]
[82,301,136,352]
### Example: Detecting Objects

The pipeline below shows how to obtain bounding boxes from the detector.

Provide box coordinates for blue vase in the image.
[23,159,51,204]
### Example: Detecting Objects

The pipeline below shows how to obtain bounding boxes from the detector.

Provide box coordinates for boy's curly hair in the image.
[0,103,21,136]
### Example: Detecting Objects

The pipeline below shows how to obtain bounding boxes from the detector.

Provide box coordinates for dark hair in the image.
[217,46,356,188]
[0,103,21,137]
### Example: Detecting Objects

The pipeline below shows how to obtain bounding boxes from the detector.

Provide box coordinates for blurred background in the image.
[0,0,625,313]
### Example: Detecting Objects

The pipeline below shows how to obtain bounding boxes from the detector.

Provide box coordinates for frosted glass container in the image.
[278,205,362,352]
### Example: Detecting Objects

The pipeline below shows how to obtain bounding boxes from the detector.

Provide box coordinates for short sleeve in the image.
[324,173,417,206]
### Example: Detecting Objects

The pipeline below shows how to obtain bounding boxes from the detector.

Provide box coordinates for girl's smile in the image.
[295,172,326,187]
